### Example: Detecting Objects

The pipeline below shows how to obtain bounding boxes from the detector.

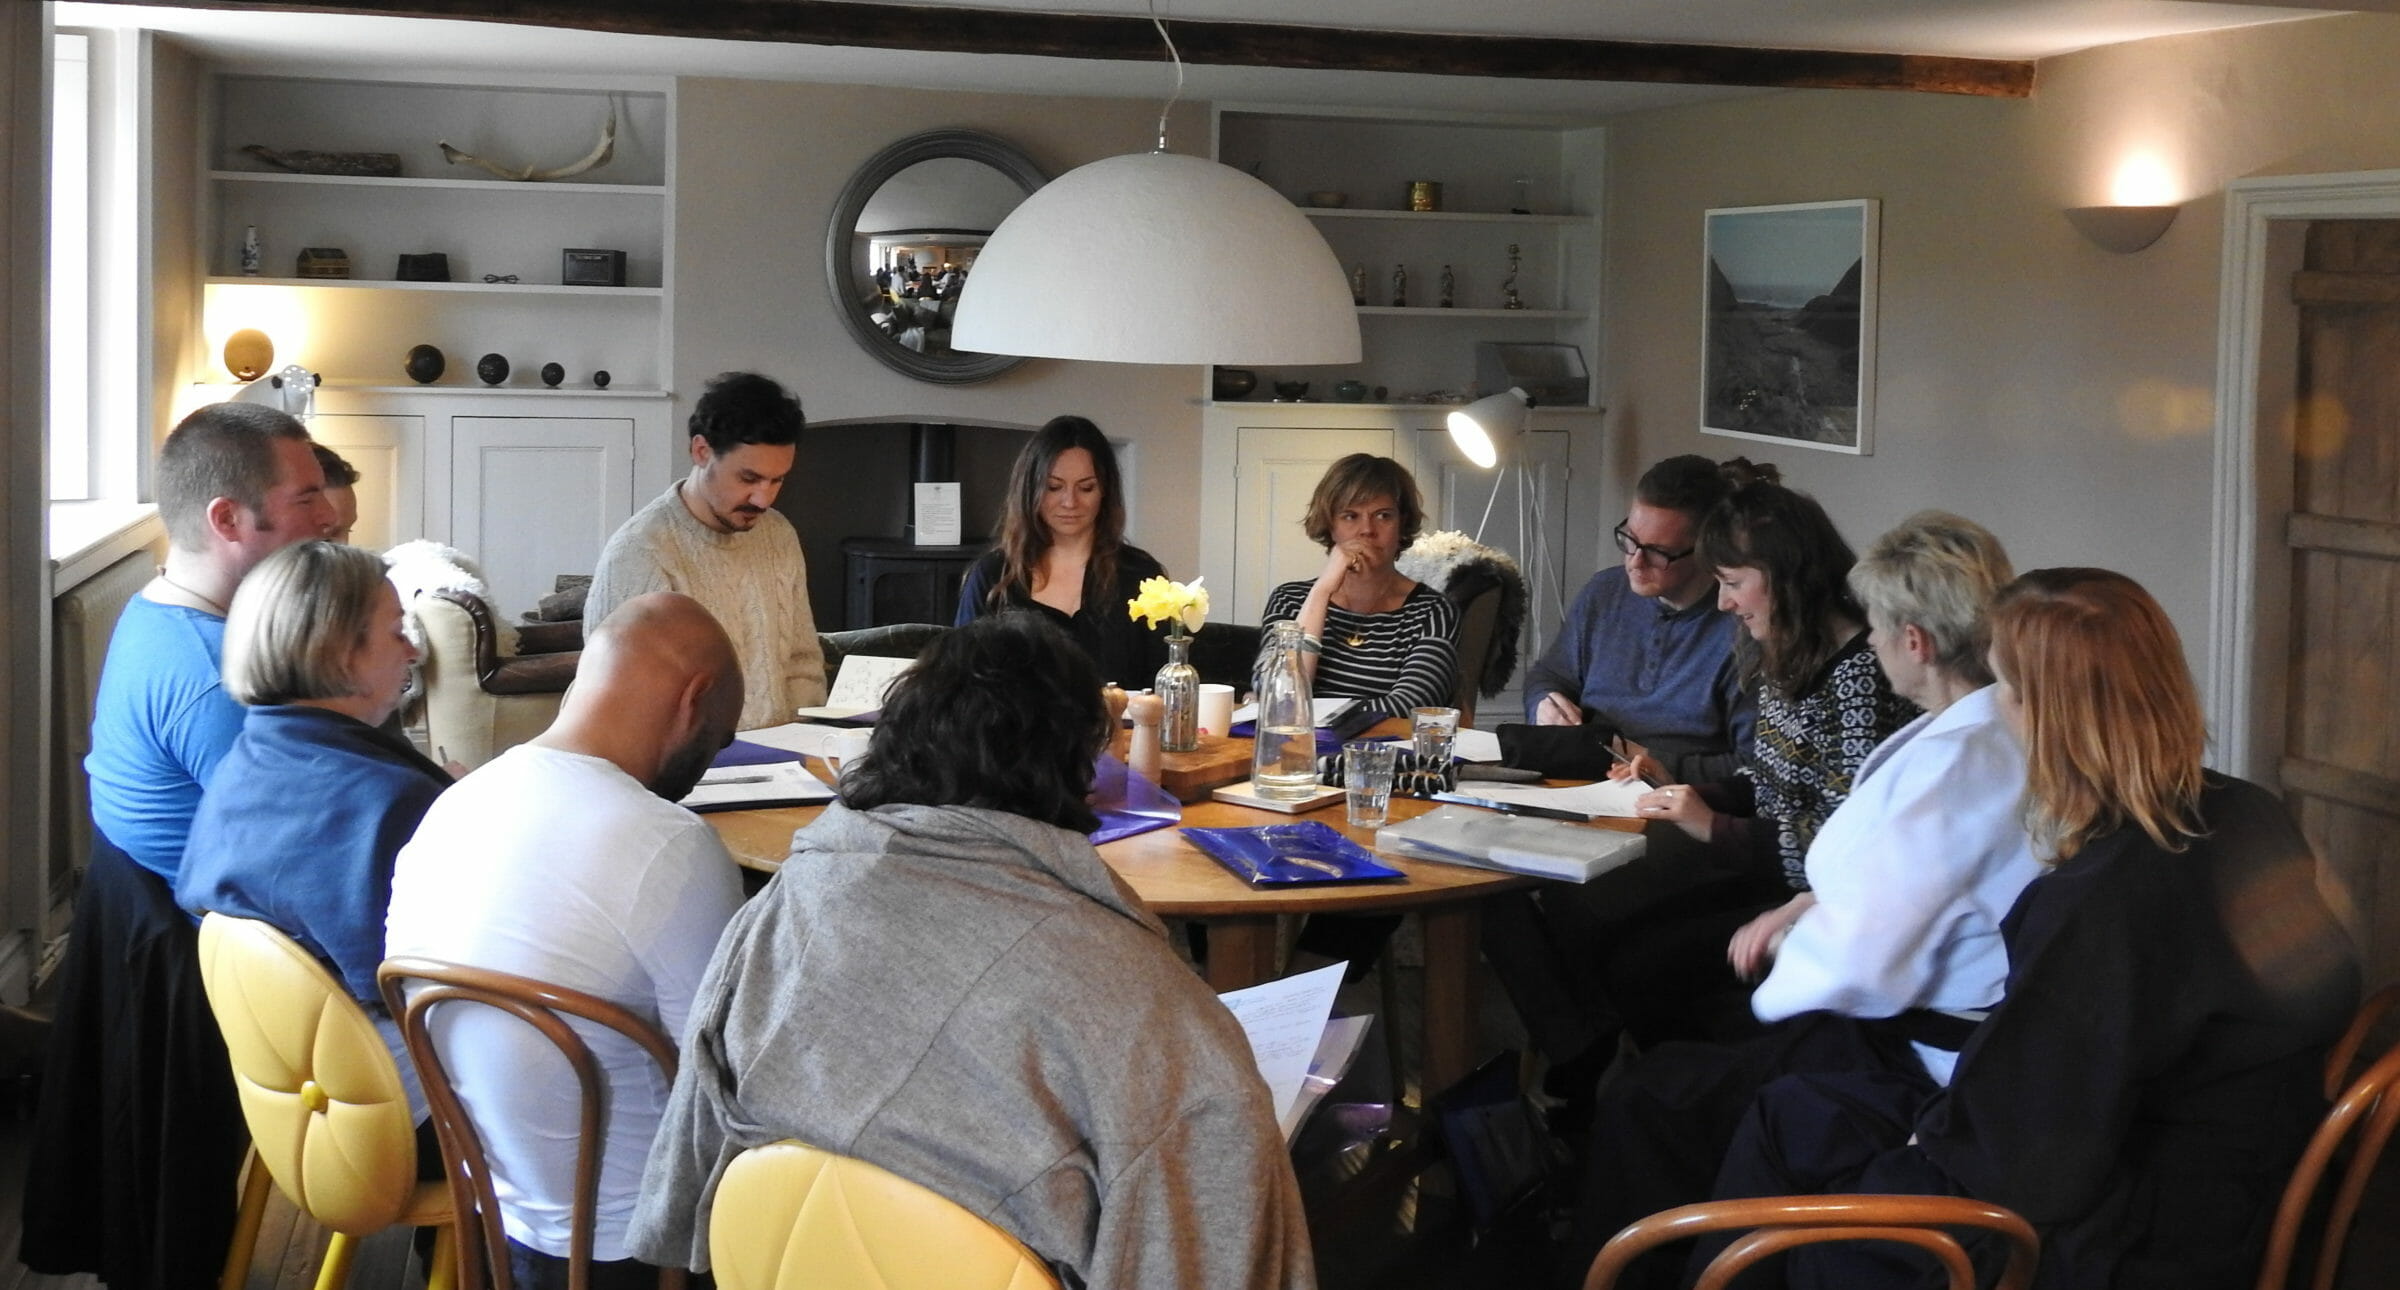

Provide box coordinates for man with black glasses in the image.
[1522,454,1754,784]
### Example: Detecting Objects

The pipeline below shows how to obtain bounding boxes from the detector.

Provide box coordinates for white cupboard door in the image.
[1231,425,1395,622]
[308,413,424,553]
[449,416,636,619]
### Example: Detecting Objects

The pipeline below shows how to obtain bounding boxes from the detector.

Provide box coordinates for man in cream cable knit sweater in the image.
[587,371,828,729]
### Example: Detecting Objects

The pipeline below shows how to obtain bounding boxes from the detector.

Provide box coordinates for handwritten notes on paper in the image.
[1216,961,1346,1133]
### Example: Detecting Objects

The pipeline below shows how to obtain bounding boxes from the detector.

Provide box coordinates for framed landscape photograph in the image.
[1700,199,1879,455]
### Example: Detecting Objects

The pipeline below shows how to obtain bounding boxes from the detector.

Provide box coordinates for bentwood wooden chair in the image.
[2322,984,2399,1099]
[1582,983,2400,1290]
[2259,988,2400,1290]
[707,1140,1059,1290]
[378,958,687,1290]
[195,914,458,1290]
[1580,1193,2039,1290]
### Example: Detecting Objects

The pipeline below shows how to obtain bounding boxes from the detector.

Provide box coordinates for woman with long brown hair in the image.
[1598,474,1918,1045]
[955,415,1169,687]
[1706,568,2359,1290]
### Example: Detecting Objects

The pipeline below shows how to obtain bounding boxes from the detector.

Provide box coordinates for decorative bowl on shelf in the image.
[1332,379,1368,403]
[1213,368,1258,400]
[1305,190,1348,209]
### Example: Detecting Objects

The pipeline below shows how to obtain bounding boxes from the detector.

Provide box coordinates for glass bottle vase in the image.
[1155,635,1201,752]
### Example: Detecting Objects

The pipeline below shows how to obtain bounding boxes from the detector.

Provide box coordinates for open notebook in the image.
[793,653,914,722]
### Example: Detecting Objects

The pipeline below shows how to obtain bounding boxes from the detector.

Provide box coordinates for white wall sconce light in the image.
[2064,204,2180,254]
[2067,151,2183,253]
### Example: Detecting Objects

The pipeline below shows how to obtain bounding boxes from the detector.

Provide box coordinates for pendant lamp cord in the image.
[1149,0,1184,153]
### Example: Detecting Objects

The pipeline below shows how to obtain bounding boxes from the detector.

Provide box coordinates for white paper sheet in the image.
[1463,777,1653,819]
[1453,727,1504,763]
[912,481,961,546]
[1217,960,1346,1129]
[738,723,854,757]
[676,761,836,811]
[1281,1013,1373,1141]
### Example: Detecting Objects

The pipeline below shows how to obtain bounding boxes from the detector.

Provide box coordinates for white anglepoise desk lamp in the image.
[1446,386,1564,675]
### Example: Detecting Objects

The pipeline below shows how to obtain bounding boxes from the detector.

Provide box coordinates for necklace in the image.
[157,571,229,616]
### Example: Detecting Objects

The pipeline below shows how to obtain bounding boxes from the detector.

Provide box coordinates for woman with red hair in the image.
[1704,568,2359,1290]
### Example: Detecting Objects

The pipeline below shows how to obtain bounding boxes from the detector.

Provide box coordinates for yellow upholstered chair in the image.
[195,913,456,1290]
[708,1140,1059,1290]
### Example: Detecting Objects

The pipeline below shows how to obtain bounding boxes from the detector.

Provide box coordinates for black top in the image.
[1917,773,2358,1289]
[955,545,1170,687]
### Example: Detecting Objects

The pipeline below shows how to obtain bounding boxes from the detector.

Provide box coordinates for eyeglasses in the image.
[1614,520,1695,566]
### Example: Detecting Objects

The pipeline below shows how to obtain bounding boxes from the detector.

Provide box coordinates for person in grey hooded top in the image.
[626,611,1315,1290]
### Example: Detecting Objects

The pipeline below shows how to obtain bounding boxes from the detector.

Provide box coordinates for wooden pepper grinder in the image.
[1102,682,1130,729]
[1127,690,1164,783]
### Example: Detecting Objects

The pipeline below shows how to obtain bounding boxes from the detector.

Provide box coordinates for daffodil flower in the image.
[1127,575,1209,639]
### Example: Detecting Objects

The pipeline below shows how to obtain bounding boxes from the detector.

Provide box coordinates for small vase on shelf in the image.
[1155,635,1200,752]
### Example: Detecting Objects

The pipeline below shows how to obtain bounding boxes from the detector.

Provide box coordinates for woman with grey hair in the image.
[1735,510,2044,1069]
[1564,511,2047,1288]
[177,540,449,1056]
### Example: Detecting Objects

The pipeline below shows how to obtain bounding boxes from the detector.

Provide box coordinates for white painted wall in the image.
[1595,12,2400,710]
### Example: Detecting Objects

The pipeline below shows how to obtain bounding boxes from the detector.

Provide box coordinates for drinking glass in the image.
[1344,740,1400,829]
[1412,705,1460,764]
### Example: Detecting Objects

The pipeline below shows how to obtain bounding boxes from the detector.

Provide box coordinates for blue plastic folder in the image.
[1180,821,1405,887]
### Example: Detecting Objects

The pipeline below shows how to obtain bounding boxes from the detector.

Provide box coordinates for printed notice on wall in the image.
[913,482,961,546]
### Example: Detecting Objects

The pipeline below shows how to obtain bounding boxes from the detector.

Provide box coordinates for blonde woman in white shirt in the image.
[1562,511,2042,1290]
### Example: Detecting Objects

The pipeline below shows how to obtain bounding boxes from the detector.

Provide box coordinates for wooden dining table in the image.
[704,730,1642,1098]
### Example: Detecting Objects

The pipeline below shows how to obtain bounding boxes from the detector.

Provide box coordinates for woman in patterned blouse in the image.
[1259,453,1460,718]
[1614,474,1918,1042]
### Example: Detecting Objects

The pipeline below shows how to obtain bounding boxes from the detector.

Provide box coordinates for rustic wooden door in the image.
[2286,219,2400,994]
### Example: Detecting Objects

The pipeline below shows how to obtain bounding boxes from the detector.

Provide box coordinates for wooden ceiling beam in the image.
[92,0,2037,98]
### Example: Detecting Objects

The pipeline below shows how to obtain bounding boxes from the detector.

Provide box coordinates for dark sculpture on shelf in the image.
[404,344,445,385]
[593,370,611,389]
[476,353,509,386]
[540,362,565,388]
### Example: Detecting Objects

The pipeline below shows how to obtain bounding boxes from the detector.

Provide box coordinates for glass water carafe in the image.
[1250,621,1318,801]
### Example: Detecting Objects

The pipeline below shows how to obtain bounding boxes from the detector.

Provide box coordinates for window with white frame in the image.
[47,25,139,511]
[48,31,91,501]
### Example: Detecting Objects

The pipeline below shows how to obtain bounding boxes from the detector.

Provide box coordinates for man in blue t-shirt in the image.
[85,402,338,881]
[1522,454,1754,785]
[24,400,338,1290]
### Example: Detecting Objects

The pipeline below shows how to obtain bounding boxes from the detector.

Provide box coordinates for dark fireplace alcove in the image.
[778,418,1036,629]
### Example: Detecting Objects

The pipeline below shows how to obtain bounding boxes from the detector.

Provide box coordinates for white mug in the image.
[1197,683,1237,739]
[819,727,875,783]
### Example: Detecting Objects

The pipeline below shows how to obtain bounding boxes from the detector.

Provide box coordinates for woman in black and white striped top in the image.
[1260,454,1459,719]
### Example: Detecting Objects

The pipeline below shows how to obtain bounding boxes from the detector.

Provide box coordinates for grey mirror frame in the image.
[825,128,1047,385]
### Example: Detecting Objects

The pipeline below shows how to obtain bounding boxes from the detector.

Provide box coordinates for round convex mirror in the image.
[825,129,1046,384]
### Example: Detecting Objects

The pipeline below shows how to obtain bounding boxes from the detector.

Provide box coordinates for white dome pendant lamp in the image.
[950,8,1360,367]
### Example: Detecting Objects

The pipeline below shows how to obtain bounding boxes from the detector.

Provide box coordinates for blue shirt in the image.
[1522,566,1754,783]
[176,704,450,1002]
[85,596,246,881]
